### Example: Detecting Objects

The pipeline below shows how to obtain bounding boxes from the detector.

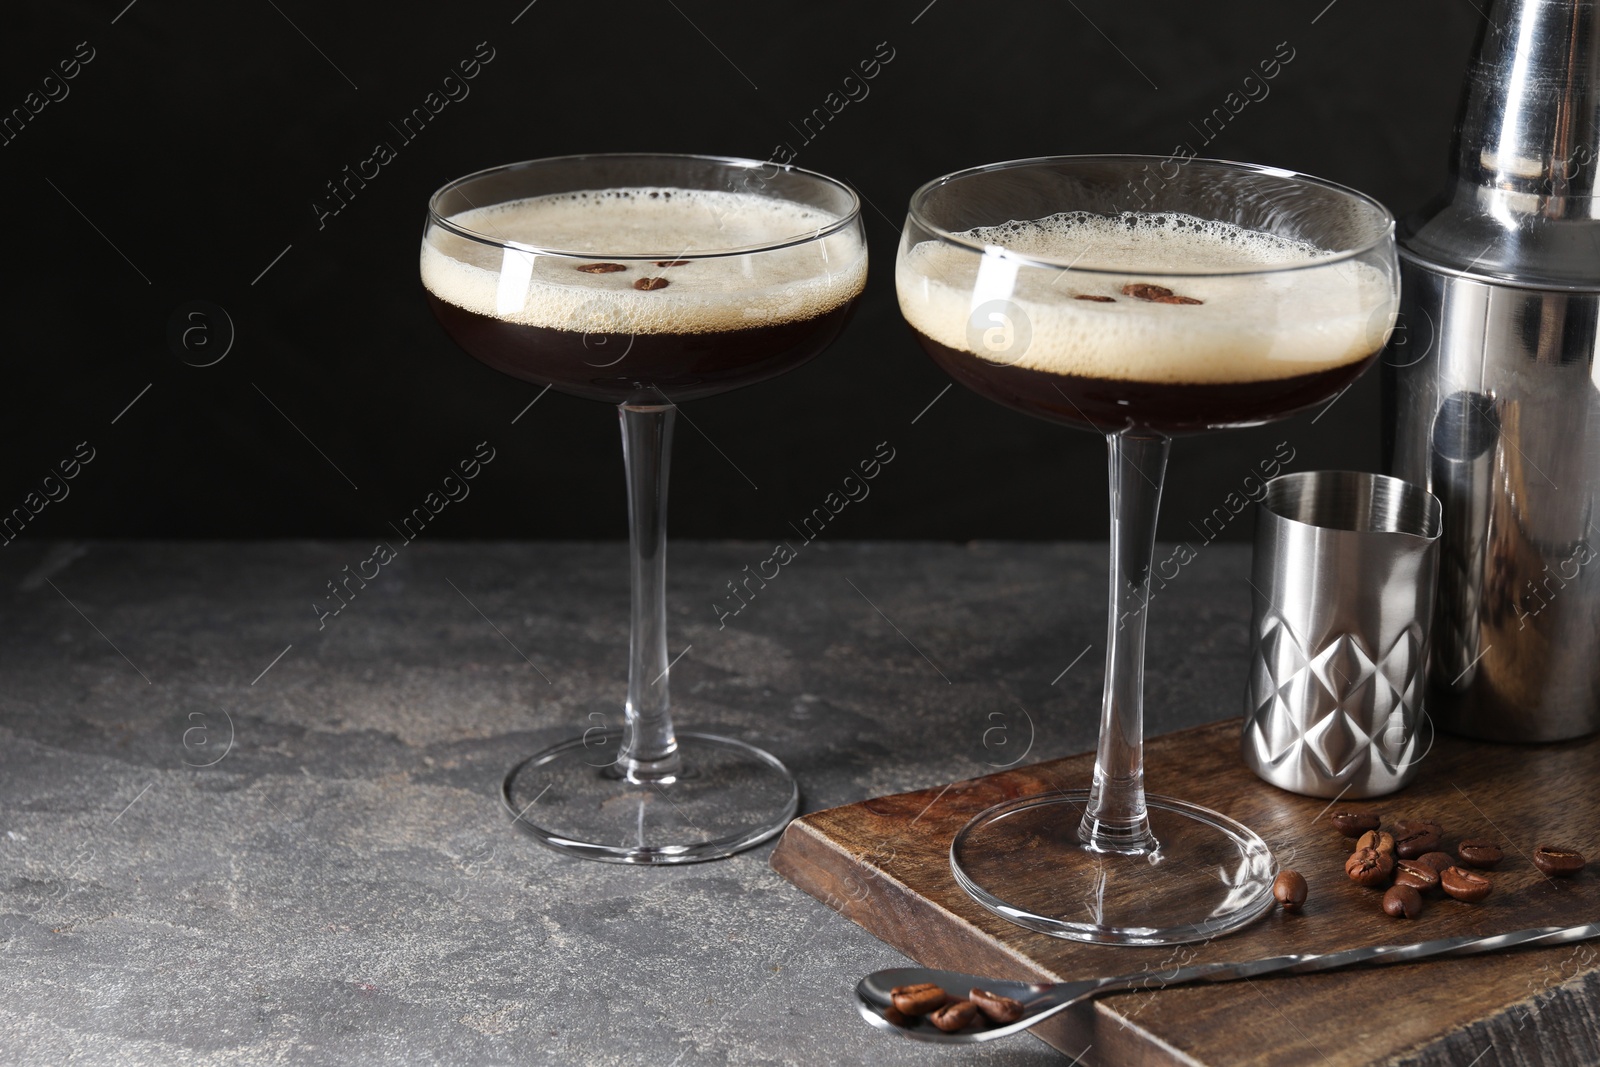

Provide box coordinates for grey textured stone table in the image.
[0,540,1257,1065]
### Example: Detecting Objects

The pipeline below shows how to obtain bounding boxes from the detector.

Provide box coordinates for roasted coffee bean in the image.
[654,260,691,267]
[929,1000,980,1032]
[969,988,1025,1024]
[574,262,627,274]
[1331,811,1381,838]
[882,1006,911,1027]
[633,277,670,291]
[1394,824,1442,859]
[1532,845,1587,876]
[1346,847,1394,887]
[1417,851,1456,874]
[1121,282,1175,300]
[1151,294,1204,304]
[1394,859,1440,892]
[1383,884,1424,918]
[1440,866,1493,902]
[1456,839,1504,869]
[1074,294,1116,302]
[1395,818,1445,837]
[890,983,948,1015]
[1356,830,1396,856]
[1396,837,1440,860]
[1272,870,1308,911]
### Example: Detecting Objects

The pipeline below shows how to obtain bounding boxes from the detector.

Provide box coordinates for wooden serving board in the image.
[772,719,1600,1065]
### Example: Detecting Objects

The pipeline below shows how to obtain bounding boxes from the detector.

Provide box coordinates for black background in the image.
[3,1,1479,543]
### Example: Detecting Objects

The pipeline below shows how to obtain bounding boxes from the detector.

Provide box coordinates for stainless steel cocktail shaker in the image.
[1386,0,1600,741]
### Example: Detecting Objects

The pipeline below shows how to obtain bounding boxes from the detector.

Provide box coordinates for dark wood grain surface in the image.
[772,719,1600,1066]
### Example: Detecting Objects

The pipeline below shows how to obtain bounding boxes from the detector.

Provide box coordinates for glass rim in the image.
[426,152,863,260]
[1261,469,1442,541]
[904,153,1397,277]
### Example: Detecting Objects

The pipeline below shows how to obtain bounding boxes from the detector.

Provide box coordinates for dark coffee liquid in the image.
[912,329,1378,434]
[428,294,856,404]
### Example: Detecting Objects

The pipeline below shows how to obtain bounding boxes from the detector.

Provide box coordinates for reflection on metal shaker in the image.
[1428,392,1497,693]
[1385,0,1600,741]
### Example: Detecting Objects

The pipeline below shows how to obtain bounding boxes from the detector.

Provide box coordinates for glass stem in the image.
[1079,430,1170,854]
[618,403,682,781]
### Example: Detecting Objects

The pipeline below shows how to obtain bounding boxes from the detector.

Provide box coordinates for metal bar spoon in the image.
[857,922,1600,1044]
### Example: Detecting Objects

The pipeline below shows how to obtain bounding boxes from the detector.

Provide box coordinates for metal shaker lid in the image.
[1400,0,1600,291]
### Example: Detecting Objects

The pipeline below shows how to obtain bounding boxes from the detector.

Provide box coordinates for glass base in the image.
[501,730,799,865]
[950,790,1276,945]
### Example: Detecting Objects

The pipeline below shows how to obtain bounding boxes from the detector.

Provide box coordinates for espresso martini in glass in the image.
[898,209,1388,433]
[896,156,1397,943]
[424,183,864,403]
[423,155,866,864]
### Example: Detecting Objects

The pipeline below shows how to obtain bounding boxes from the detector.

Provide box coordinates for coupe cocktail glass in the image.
[896,155,1397,942]
[423,154,866,863]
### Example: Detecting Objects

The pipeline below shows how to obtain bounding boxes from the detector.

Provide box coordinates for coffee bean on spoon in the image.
[1532,845,1586,876]
[890,983,948,1015]
[1456,839,1503,869]
[1330,811,1381,837]
[1440,866,1493,902]
[969,988,1025,1024]
[929,1000,980,1032]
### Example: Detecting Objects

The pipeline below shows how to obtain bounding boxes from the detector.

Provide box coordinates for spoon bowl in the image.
[857,922,1600,1044]
[855,967,1075,1044]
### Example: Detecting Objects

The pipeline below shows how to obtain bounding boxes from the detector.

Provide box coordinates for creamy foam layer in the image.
[897,212,1395,384]
[422,187,866,334]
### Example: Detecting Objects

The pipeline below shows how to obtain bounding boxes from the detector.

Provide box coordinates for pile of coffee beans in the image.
[886,983,1025,1032]
[1322,809,1587,919]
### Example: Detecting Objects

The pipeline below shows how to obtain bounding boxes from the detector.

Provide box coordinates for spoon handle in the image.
[1087,922,1600,998]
